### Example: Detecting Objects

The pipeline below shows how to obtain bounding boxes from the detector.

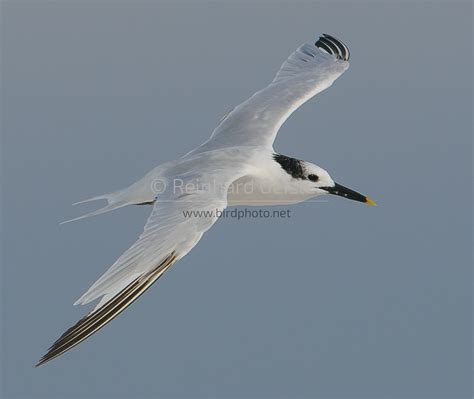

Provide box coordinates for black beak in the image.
[321,182,376,206]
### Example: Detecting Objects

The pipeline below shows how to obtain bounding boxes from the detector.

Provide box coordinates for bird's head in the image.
[302,161,376,206]
[273,154,376,205]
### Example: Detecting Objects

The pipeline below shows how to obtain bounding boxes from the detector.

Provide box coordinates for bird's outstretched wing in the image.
[36,168,241,366]
[193,34,350,153]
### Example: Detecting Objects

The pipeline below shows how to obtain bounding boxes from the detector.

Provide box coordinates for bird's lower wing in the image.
[191,34,350,153]
[37,170,241,366]
[36,252,178,366]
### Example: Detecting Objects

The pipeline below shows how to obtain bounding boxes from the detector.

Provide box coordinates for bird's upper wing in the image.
[37,162,245,366]
[192,34,350,153]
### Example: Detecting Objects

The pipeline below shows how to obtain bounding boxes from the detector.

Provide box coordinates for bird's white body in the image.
[38,34,374,366]
[108,147,317,208]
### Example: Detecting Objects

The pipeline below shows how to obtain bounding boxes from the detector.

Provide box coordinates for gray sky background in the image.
[1,1,472,398]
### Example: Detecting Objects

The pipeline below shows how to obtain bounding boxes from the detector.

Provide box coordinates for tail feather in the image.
[72,194,110,206]
[62,189,129,224]
[60,202,127,224]
[62,173,158,224]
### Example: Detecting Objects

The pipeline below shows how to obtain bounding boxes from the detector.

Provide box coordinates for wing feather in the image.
[36,252,178,367]
[190,34,350,153]
[37,161,248,365]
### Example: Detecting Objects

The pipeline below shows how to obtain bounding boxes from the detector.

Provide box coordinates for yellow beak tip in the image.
[365,198,377,207]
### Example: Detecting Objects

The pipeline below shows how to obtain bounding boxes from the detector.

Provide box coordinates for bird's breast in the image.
[227,173,311,206]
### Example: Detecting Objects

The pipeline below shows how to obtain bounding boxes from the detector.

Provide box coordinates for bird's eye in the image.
[308,174,319,182]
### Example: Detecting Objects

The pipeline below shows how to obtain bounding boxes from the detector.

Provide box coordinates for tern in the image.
[37,34,376,366]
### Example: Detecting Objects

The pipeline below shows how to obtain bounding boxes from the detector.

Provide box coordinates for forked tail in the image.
[61,190,130,224]
[61,165,165,224]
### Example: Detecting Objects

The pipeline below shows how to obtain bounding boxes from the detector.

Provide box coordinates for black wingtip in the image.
[315,33,350,61]
[35,358,48,367]
[35,251,179,368]
[35,353,52,367]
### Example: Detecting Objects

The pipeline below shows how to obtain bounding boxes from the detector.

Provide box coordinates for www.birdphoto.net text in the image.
[182,208,292,220]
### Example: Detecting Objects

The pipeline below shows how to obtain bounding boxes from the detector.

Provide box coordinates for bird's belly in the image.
[227,175,309,206]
